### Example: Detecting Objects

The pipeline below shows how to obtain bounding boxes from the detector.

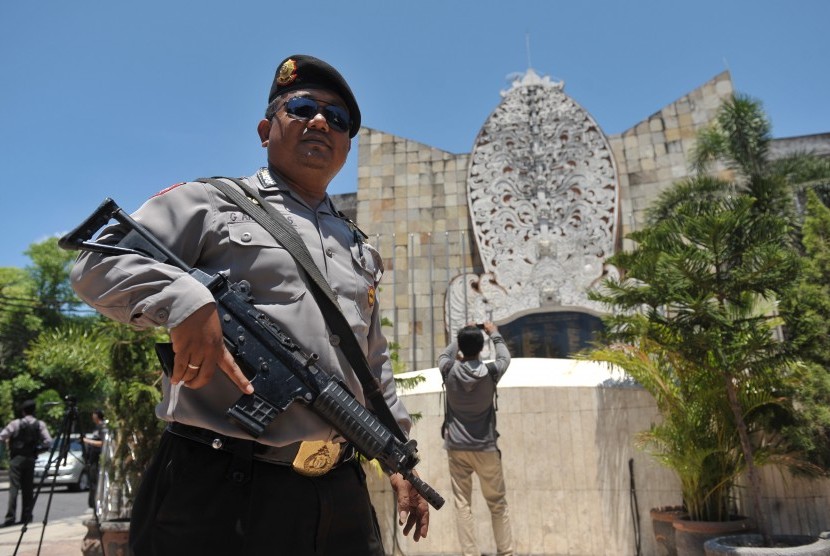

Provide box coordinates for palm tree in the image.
[588,337,755,522]
[693,94,830,228]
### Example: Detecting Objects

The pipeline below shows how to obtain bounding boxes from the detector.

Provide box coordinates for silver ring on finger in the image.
[187,363,201,370]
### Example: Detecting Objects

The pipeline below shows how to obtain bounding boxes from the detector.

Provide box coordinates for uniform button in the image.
[326,248,334,257]
[241,232,252,242]
[211,438,223,450]
[156,309,169,322]
[329,334,340,346]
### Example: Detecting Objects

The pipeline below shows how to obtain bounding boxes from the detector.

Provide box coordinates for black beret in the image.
[268,54,361,138]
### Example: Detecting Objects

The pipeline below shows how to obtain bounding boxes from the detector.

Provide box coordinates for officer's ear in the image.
[257,119,271,147]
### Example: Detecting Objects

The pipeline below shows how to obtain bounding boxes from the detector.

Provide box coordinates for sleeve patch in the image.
[151,182,187,198]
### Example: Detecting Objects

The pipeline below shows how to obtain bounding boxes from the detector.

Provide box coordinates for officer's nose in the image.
[307,112,330,132]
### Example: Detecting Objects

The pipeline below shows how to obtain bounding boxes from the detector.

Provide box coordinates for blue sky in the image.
[1,0,828,269]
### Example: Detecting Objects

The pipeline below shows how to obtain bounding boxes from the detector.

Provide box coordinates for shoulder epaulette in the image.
[338,211,368,241]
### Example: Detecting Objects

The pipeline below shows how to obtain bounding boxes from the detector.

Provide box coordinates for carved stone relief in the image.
[446,69,619,337]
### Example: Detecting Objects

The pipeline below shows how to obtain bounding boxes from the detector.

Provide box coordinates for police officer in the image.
[70,54,429,555]
[0,400,52,527]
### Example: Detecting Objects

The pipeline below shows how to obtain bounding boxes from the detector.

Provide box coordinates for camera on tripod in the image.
[42,395,78,409]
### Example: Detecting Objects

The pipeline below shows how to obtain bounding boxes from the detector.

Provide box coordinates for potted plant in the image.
[586,94,830,554]
[587,339,759,555]
[91,322,166,553]
[587,177,825,553]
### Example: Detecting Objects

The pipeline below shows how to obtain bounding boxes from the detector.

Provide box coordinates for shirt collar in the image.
[256,167,336,215]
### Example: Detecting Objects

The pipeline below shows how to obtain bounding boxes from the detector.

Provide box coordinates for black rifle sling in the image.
[199,177,408,443]
[486,361,500,440]
[440,380,451,439]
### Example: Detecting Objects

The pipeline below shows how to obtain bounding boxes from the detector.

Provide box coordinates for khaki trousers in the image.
[447,449,514,556]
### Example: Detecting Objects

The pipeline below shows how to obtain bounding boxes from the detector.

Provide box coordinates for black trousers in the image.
[129,431,385,556]
[5,455,35,524]
[87,458,99,509]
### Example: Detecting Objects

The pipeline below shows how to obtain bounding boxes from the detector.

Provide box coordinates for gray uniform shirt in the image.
[438,333,510,452]
[70,169,411,447]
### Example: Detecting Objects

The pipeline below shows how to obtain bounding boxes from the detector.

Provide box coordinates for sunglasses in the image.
[282,96,351,134]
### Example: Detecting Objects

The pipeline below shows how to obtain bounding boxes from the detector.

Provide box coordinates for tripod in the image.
[12,395,81,556]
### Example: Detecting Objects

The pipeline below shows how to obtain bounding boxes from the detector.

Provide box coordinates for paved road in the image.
[0,470,92,555]
[1,477,89,524]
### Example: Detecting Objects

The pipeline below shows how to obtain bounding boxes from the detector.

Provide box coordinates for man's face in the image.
[258,88,351,188]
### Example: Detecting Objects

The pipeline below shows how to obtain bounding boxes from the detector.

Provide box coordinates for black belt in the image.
[166,422,355,468]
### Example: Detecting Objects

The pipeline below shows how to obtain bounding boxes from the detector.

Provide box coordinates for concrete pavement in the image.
[0,468,91,556]
[0,515,90,556]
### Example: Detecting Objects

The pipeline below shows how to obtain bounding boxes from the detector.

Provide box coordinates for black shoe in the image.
[2,520,15,527]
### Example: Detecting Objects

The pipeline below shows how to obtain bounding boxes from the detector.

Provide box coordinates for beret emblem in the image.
[277,59,298,86]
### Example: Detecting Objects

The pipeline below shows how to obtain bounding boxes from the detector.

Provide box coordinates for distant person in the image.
[0,400,52,526]
[439,322,513,556]
[82,408,106,509]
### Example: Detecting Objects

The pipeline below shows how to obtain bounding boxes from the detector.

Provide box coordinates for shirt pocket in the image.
[227,221,306,304]
[349,242,383,320]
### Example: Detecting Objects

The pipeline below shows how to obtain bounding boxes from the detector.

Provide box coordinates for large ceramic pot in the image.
[81,518,103,556]
[704,533,830,555]
[651,505,688,556]
[674,516,754,556]
[99,519,131,555]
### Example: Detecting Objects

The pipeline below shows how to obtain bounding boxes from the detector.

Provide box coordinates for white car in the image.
[33,434,90,491]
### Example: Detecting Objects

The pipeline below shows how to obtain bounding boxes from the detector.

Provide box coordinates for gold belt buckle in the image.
[292,440,341,477]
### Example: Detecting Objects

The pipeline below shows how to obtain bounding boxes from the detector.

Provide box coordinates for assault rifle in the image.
[59,198,444,510]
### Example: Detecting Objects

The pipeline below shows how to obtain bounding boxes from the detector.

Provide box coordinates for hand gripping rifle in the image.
[59,198,445,510]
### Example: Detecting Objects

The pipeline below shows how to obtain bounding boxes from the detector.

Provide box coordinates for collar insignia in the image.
[277,59,298,86]
[257,167,278,187]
